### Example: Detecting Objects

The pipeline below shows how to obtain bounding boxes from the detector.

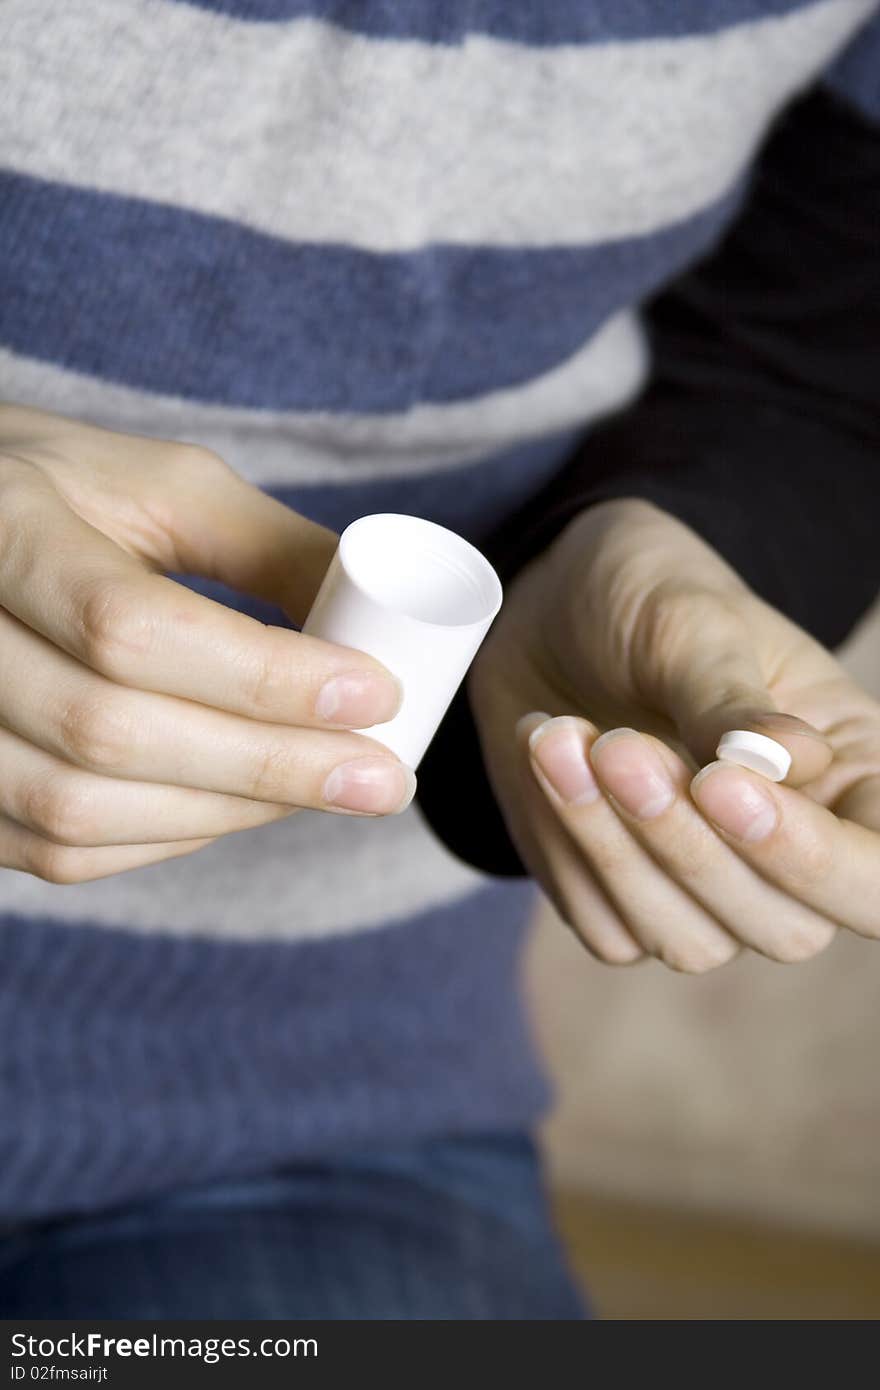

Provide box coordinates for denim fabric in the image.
[0,1133,588,1320]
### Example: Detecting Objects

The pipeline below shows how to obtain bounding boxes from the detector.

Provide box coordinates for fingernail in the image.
[323,756,416,815]
[316,671,402,727]
[691,761,778,842]
[529,716,600,805]
[516,711,552,739]
[590,728,675,820]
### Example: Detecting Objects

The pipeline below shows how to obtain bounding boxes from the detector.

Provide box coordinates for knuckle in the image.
[0,463,38,518]
[243,640,288,717]
[638,584,748,683]
[246,741,294,802]
[560,899,645,967]
[57,692,137,772]
[78,582,155,673]
[657,935,738,975]
[20,774,97,846]
[652,580,743,626]
[673,842,715,890]
[25,838,87,885]
[587,937,644,967]
[586,841,631,883]
[0,464,46,568]
[163,441,230,484]
[763,921,836,965]
[784,830,835,895]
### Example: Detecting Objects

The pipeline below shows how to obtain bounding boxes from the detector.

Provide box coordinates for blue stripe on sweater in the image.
[270,431,582,540]
[171,430,581,624]
[825,13,880,121]
[0,881,544,1220]
[173,1,818,42]
[0,170,743,411]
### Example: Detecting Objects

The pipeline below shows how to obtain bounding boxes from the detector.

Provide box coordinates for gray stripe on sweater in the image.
[0,803,486,940]
[1,0,872,251]
[0,314,646,483]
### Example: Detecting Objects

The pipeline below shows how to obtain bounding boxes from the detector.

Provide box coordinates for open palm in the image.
[471,499,880,971]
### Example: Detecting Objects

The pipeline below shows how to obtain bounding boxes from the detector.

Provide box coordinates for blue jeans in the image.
[0,1133,587,1319]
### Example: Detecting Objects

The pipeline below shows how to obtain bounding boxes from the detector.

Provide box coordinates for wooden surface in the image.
[554,1190,880,1320]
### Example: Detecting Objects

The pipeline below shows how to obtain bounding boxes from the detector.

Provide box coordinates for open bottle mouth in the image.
[338,514,502,628]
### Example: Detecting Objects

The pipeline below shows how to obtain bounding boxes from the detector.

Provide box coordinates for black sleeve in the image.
[416,87,880,877]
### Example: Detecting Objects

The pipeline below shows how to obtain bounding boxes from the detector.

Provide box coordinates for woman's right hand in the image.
[0,404,413,883]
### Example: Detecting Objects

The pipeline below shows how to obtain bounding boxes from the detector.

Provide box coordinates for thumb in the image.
[160,446,338,625]
[658,611,831,787]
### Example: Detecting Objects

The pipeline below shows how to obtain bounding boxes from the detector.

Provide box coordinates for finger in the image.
[650,595,831,786]
[0,611,416,815]
[513,714,644,966]
[833,773,880,832]
[715,713,833,788]
[0,458,401,728]
[150,442,338,620]
[589,727,836,963]
[7,420,338,620]
[0,812,216,884]
[0,723,295,847]
[691,761,880,938]
[528,716,740,974]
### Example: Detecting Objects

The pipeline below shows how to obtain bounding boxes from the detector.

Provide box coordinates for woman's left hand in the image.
[469,498,880,973]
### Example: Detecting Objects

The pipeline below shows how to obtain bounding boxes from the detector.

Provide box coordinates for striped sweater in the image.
[1,0,877,1221]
